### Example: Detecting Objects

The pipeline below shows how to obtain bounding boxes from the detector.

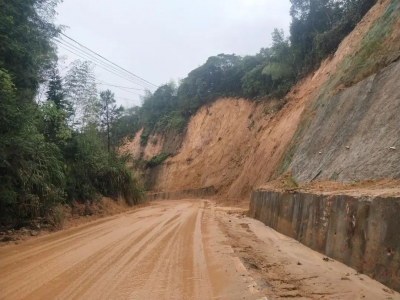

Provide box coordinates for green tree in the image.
[0,0,62,99]
[0,0,65,223]
[47,67,74,117]
[289,0,377,73]
[39,66,73,145]
[64,60,98,128]
[241,64,271,98]
[263,29,296,80]
[0,69,66,222]
[139,82,179,145]
[98,90,123,153]
[178,54,243,116]
[65,126,143,205]
[113,106,142,143]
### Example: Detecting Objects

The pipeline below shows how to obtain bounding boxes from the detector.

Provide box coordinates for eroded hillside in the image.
[291,60,400,182]
[124,0,399,199]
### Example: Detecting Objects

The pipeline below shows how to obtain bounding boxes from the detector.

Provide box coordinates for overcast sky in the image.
[56,0,292,107]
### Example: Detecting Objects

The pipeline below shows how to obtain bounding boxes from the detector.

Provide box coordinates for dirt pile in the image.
[261,174,400,198]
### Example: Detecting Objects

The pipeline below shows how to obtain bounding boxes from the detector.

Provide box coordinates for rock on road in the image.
[0,200,398,300]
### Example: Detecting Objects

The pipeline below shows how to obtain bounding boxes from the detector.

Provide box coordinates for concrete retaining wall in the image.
[145,186,216,201]
[249,191,400,292]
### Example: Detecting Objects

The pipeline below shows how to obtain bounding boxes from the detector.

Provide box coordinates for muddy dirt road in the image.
[0,200,398,300]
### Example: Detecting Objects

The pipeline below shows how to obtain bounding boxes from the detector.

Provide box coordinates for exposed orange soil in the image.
[120,128,164,160]
[129,0,392,200]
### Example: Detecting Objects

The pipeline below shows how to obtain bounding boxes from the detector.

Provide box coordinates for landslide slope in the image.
[125,0,400,198]
[291,60,400,182]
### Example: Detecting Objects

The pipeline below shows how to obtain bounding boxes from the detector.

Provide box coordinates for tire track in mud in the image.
[84,209,194,299]
[0,206,158,271]
[23,204,192,300]
[2,210,162,294]
[114,214,192,299]
[0,200,267,300]
[0,202,192,299]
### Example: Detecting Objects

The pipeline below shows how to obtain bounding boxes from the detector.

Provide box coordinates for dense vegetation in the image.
[0,0,143,225]
[118,0,377,145]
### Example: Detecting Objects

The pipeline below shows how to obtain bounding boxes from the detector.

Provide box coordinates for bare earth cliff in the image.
[124,0,399,198]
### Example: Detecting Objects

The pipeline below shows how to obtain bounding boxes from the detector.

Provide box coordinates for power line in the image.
[56,40,156,90]
[95,79,146,91]
[57,43,156,90]
[54,38,156,101]
[115,96,140,102]
[56,39,141,84]
[97,82,143,96]
[59,32,158,89]
[55,43,148,98]
[56,38,155,90]
[96,82,142,95]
